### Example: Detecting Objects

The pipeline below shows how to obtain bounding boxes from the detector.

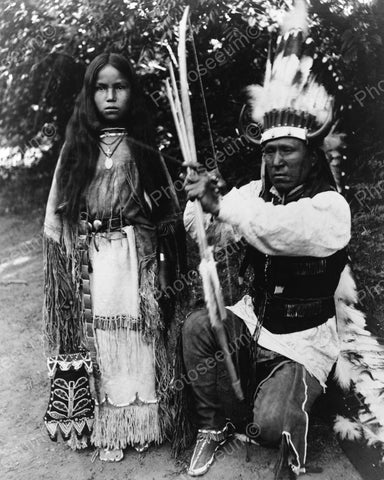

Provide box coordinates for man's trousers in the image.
[182,309,323,475]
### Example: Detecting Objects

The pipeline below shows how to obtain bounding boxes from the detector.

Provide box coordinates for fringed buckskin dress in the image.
[43,129,182,451]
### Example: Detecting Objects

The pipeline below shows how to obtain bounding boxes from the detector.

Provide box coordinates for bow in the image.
[165,6,244,402]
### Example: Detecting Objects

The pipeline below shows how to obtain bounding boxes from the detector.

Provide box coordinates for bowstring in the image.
[188,18,234,305]
[188,18,217,166]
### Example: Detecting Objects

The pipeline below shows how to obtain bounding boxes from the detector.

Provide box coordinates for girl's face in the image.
[93,64,131,124]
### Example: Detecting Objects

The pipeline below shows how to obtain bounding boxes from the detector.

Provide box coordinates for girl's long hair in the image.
[57,53,173,223]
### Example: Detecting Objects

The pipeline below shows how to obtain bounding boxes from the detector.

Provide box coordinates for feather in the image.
[283,30,304,58]
[342,306,367,330]
[334,415,362,441]
[359,411,381,426]
[334,355,355,390]
[264,40,273,85]
[333,264,384,452]
[363,401,384,426]
[361,425,384,446]
[280,0,308,37]
[246,85,266,123]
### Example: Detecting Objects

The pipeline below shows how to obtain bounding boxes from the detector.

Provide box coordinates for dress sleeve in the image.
[43,144,83,355]
[217,186,351,257]
[44,147,65,243]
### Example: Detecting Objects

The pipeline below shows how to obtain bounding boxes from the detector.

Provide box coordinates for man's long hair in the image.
[56,53,173,223]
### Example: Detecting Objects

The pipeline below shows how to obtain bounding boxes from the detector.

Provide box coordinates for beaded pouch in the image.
[44,351,94,445]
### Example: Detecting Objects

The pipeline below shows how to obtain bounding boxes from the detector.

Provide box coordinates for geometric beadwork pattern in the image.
[47,351,93,379]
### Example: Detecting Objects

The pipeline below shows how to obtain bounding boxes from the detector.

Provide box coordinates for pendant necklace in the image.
[98,133,126,169]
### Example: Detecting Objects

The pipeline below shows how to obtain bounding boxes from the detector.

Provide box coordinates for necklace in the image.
[98,134,126,169]
[99,135,122,149]
[100,128,127,139]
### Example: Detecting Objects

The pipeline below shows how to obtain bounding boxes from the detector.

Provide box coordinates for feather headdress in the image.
[245,0,334,144]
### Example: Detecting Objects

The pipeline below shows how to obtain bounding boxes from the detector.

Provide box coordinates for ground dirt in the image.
[0,211,363,480]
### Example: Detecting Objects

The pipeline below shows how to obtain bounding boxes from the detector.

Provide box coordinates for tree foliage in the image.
[0,0,383,184]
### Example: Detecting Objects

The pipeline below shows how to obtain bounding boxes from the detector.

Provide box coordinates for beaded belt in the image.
[252,289,335,334]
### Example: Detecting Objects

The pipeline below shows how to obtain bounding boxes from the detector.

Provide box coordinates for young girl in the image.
[43,53,184,461]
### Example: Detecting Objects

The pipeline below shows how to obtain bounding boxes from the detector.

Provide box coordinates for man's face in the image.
[263,137,313,193]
